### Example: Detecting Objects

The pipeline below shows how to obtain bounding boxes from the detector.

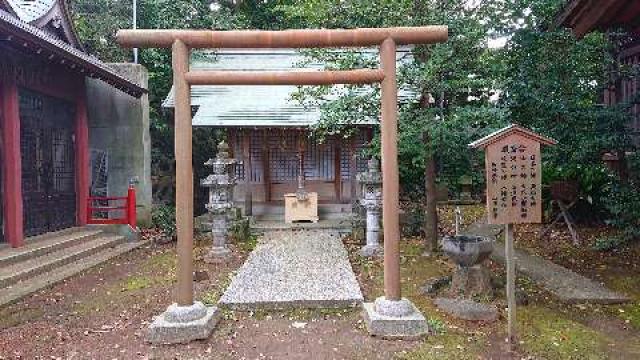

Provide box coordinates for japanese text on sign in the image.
[485,135,542,224]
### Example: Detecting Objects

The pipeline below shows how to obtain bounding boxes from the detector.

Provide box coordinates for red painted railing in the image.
[87,185,137,228]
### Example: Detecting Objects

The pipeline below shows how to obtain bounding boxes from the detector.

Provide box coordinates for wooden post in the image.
[75,87,90,227]
[242,129,252,216]
[335,142,342,202]
[127,184,138,229]
[349,133,358,204]
[228,128,236,158]
[505,223,516,344]
[0,77,24,248]
[172,39,194,306]
[262,129,271,202]
[380,37,401,301]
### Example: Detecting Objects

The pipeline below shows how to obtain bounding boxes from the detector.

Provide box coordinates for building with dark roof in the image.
[556,0,640,143]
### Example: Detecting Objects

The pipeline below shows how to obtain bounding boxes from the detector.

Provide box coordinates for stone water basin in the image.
[442,235,493,267]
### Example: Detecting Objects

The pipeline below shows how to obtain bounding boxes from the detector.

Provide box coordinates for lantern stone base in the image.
[204,246,232,263]
[362,297,428,339]
[147,302,220,344]
[360,243,383,257]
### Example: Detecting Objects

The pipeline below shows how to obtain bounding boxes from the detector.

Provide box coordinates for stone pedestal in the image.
[147,302,220,344]
[449,264,493,298]
[357,159,383,258]
[434,298,497,322]
[204,214,232,263]
[360,206,383,257]
[362,297,428,339]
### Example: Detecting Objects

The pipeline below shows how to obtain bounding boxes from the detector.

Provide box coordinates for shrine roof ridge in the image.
[468,124,557,149]
[0,8,146,97]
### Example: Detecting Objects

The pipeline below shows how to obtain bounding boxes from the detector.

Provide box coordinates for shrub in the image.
[152,205,177,238]
[597,180,640,250]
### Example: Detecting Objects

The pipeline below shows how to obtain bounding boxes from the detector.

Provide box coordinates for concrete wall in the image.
[85,64,152,226]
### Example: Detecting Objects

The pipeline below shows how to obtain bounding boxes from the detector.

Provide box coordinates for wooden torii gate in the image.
[117,26,448,343]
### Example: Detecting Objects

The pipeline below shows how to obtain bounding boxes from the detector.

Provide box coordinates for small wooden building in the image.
[164,49,412,216]
[0,1,146,247]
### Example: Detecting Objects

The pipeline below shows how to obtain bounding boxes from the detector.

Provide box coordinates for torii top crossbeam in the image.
[117,26,447,49]
[116,26,447,312]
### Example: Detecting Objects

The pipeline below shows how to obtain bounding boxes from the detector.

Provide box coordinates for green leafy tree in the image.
[279,0,508,251]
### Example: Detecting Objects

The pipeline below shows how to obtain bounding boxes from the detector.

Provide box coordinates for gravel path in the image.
[465,220,630,304]
[219,229,364,309]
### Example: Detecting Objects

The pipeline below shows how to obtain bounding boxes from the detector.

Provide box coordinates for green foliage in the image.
[500,0,639,244]
[596,180,640,250]
[151,204,176,237]
[427,318,446,335]
[281,0,510,197]
[236,234,259,253]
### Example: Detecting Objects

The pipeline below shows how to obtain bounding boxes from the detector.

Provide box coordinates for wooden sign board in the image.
[470,125,556,225]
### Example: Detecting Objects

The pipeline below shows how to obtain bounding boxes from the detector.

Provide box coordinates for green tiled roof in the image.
[163,48,414,127]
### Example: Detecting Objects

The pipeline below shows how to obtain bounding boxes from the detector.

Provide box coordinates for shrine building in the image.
[0,0,150,247]
[163,49,413,217]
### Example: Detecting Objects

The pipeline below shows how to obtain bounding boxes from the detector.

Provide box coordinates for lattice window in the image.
[250,131,263,183]
[269,130,299,182]
[304,135,335,181]
[340,140,351,180]
[231,133,245,181]
[355,129,371,174]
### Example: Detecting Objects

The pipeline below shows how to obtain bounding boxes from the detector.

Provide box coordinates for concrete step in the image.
[0,228,104,267]
[0,240,145,307]
[251,219,353,235]
[0,234,126,288]
[254,212,353,222]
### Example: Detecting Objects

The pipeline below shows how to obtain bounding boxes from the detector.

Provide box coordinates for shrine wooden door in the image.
[19,89,77,237]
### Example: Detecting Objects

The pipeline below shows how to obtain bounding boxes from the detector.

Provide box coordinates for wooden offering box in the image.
[284,192,319,223]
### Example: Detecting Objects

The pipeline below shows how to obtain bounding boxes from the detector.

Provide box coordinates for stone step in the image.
[0,240,145,307]
[0,228,104,267]
[251,219,353,234]
[0,234,126,288]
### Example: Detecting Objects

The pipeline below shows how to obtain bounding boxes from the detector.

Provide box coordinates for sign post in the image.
[470,124,556,344]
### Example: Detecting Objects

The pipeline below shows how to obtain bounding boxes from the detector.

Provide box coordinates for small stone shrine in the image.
[201,141,237,263]
[357,158,383,257]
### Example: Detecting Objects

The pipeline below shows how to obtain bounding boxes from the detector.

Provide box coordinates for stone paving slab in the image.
[434,297,498,322]
[219,229,363,310]
[464,220,630,304]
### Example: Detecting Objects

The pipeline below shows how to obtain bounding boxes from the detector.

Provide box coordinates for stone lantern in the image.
[201,141,237,263]
[357,158,383,257]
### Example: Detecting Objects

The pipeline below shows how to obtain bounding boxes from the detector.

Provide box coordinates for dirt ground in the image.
[0,205,639,359]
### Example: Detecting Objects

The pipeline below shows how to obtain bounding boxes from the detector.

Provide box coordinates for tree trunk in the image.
[423,134,439,253]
